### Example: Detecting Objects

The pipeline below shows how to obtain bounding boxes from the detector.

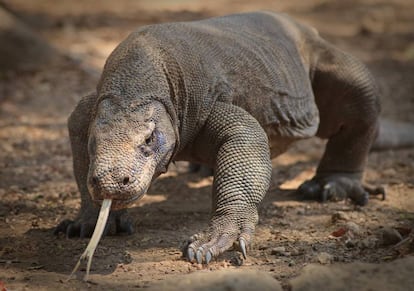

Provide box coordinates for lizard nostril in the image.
[122,176,130,185]
[91,176,99,186]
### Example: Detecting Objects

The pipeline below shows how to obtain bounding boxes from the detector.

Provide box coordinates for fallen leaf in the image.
[331,227,347,237]
[395,227,412,237]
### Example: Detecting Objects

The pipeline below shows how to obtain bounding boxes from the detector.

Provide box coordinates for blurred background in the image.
[0,1,413,290]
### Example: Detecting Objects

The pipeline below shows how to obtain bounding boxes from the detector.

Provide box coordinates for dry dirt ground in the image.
[1,0,413,290]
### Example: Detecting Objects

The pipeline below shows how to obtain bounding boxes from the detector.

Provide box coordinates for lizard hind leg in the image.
[299,44,383,206]
[297,105,382,206]
[298,175,385,206]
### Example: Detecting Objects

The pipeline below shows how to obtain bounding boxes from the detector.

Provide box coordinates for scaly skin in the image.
[55,11,411,263]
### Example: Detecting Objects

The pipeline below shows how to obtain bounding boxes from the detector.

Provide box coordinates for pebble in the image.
[379,227,403,246]
[290,247,304,256]
[345,239,356,248]
[290,256,414,291]
[148,269,282,291]
[334,255,344,262]
[271,246,286,256]
[196,263,203,270]
[317,252,333,264]
[230,255,243,266]
[331,211,349,223]
[382,168,397,177]
[359,237,378,249]
[345,222,362,236]
[296,208,306,215]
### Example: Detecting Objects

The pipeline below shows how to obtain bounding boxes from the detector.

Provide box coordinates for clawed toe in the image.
[297,179,322,200]
[364,184,386,200]
[239,238,247,259]
[185,232,250,264]
[297,176,381,206]
[54,219,77,237]
[54,210,134,238]
[205,250,212,264]
[196,248,203,264]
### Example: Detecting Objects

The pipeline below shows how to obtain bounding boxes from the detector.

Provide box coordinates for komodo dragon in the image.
[55,11,414,264]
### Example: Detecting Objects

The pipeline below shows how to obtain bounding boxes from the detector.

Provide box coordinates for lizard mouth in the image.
[91,182,150,209]
[93,195,142,210]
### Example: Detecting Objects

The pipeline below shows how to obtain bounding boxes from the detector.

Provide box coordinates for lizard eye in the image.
[145,132,154,146]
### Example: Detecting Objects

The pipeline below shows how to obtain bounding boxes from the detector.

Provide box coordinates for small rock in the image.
[382,168,397,177]
[196,264,203,270]
[379,227,403,246]
[395,227,412,237]
[359,236,378,249]
[258,245,269,251]
[317,252,333,264]
[334,255,344,262]
[290,247,304,256]
[331,211,349,223]
[345,222,362,236]
[123,251,133,264]
[271,247,286,255]
[0,204,9,217]
[296,208,306,215]
[290,256,414,291]
[345,239,356,248]
[230,255,243,266]
[148,269,282,291]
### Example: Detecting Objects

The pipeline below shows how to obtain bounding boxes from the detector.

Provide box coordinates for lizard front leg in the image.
[185,102,272,264]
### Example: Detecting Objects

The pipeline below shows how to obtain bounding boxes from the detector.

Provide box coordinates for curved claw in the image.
[239,238,247,259]
[66,223,80,238]
[187,248,195,262]
[196,249,203,264]
[321,184,331,203]
[360,193,369,206]
[205,251,212,264]
[53,219,74,236]
[55,208,133,239]
[102,222,111,237]
[298,179,321,200]
[118,220,134,235]
[79,223,94,239]
[351,191,369,206]
[364,185,386,200]
[125,224,134,235]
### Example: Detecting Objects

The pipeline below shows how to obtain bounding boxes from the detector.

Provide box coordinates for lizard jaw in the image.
[89,180,151,210]
[92,195,141,210]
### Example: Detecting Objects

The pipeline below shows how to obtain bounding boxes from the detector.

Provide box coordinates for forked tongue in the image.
[68,199,112,282]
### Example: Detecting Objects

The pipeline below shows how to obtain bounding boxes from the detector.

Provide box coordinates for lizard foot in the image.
[184,216,254,264]
[297,175,385,206]
[54,208,133,238]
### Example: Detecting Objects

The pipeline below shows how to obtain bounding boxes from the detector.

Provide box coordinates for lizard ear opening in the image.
[153,112,178,176]
[166,112,179,162]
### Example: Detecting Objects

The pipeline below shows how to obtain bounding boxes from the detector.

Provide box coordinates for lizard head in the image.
[87,97,176,210]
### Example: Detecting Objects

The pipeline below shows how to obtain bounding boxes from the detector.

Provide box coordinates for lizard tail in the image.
[371,118,414,151]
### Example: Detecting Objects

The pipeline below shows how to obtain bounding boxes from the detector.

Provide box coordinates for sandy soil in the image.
[0,0,413,290]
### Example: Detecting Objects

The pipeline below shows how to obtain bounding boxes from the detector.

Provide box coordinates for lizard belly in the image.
[266,129,302,159]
